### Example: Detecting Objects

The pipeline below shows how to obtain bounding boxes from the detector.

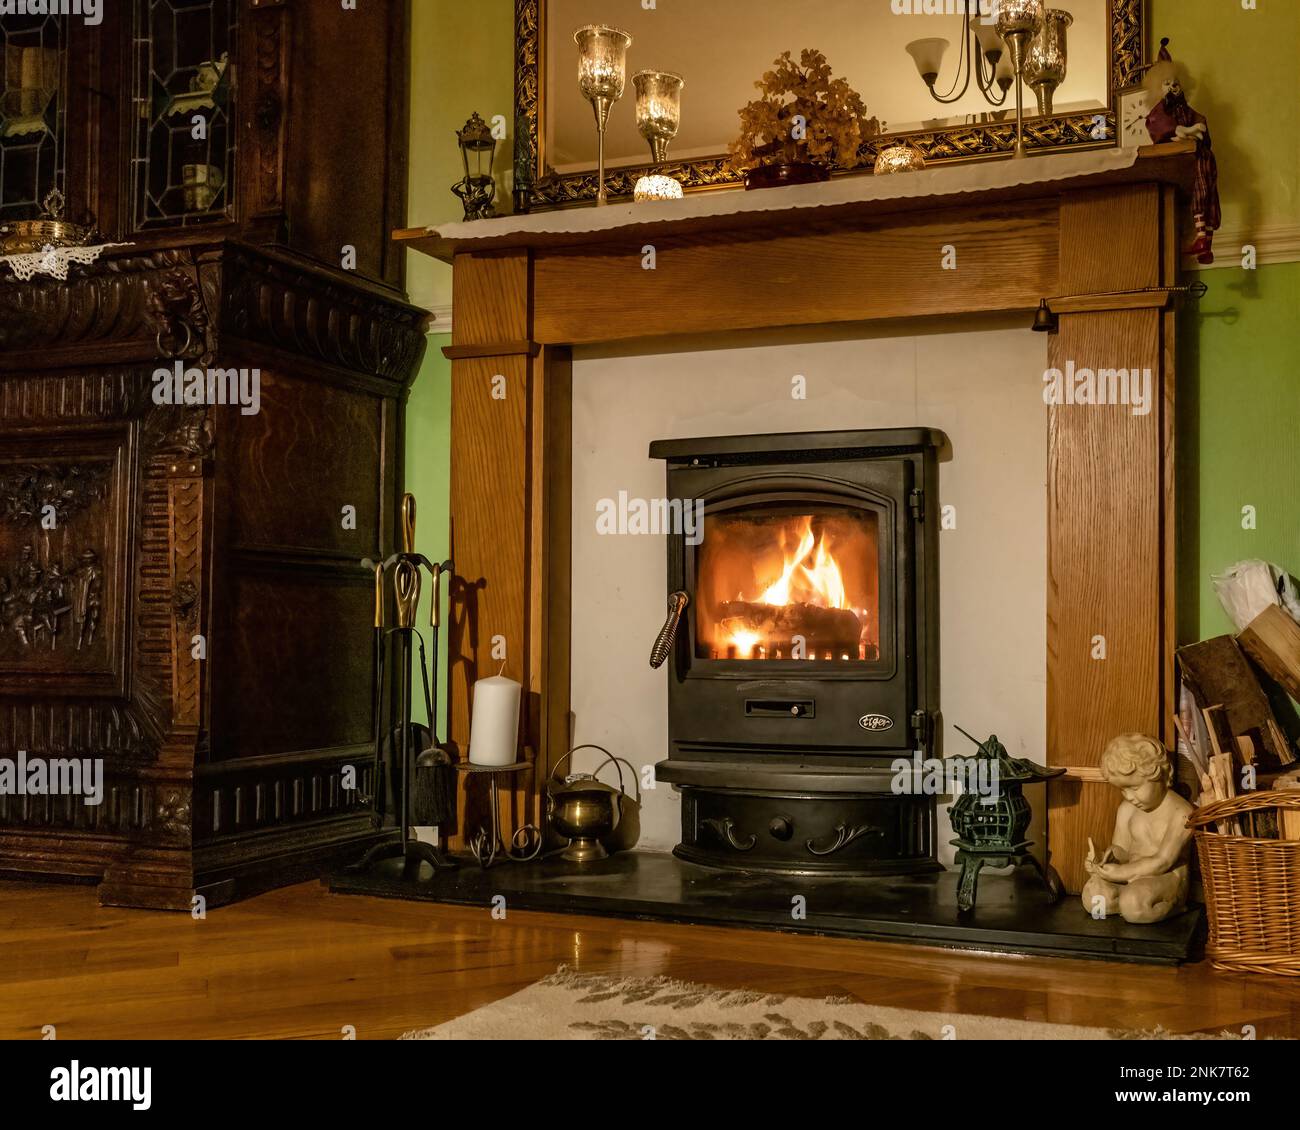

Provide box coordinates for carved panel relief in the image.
[0,448,121,683]
[0,399,172,762]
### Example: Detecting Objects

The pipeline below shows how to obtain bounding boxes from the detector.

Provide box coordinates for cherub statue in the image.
[1145,38,1220,264]
[1081,734,1193,924]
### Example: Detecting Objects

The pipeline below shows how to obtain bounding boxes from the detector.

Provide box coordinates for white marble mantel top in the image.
[401,143,1195,263]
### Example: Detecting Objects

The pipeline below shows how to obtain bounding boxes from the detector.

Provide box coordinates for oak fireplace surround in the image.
[399,143,1193,896]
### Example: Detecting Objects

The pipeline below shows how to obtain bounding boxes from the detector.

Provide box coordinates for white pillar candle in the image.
[467,675,522,766]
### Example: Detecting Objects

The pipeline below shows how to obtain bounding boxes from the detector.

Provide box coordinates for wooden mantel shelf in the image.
[397,142,1195,264]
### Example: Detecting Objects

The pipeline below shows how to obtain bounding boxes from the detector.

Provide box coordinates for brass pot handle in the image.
[649,591,689,670]
[549,745,641,805]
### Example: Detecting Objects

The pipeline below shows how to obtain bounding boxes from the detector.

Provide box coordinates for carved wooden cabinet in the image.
[0,244,425,908]
[0,2,423,907]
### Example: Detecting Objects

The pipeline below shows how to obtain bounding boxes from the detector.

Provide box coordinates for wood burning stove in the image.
[649,429,945,875]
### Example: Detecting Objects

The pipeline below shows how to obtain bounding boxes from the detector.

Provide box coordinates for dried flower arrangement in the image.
[729,49,881,177]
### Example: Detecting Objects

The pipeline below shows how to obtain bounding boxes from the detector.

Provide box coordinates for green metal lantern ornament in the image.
[947,728,1065,913]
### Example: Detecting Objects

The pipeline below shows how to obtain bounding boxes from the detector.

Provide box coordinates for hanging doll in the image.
[1145,38,1220,265]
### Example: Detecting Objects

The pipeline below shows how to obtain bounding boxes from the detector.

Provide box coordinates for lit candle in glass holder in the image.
[574,24,633,206]
[633,175,683,203]
[873,142,926,175]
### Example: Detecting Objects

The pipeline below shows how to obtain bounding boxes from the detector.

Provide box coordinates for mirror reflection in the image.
[545,0,1108,174]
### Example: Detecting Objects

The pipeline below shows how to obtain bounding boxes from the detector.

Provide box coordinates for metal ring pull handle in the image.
[649,591,689,670]
[154,322,194,360]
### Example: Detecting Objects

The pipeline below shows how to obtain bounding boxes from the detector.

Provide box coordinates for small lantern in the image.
[452,112,498,221]
[946,728,1064,912]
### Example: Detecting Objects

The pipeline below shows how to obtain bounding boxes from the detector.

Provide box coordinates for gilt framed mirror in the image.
[513,0,1147,210]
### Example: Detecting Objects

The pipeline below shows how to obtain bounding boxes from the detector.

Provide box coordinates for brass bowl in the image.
[548,782,621,863]
[0,219,91,256]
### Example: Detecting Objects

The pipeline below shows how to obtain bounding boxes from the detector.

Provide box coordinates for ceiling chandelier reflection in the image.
[904,3,1073,159]
[905,14,1013,108]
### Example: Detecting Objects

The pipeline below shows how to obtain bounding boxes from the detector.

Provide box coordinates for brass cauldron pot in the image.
[0,218,89,256]
[0,189,97,256]
[546,745,639,863]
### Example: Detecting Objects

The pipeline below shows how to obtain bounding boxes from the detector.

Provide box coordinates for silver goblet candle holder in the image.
[633,70,684,163]
[1025,8,1072,117]
[575,24,633,206]
[995,0,1046,159]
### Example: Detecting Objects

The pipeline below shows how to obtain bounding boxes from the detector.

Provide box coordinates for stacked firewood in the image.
[1177,604,1300,838]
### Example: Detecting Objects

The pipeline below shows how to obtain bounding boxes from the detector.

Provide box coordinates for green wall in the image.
[1150,0,1299,239]
[1184,262,1300,639]
[402,0,1300,709]
[401,1,514,728]
[1150,0,1300,638]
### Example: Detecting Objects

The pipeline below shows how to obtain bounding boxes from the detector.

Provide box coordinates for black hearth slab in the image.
[327,851,1202,965]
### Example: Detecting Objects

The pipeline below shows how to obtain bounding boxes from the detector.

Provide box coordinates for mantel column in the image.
[444,250,571,848]
[1046,184,1178,894]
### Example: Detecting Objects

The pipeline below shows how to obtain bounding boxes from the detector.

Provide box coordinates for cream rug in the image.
[402,968,1237,1041]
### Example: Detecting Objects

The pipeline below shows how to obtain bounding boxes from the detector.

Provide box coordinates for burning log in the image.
[718,600,862,655]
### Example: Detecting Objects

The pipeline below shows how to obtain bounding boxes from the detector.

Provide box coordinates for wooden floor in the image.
[2,878,1299,1040]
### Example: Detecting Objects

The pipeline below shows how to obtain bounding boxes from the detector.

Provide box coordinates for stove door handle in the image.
[649,591,689,669]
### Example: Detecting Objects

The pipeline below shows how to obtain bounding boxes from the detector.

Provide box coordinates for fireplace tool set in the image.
[342,493,636,874]
[346,493,459,880]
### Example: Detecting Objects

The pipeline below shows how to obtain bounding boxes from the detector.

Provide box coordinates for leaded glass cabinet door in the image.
[131,0,236,230]
[0,13,67,223]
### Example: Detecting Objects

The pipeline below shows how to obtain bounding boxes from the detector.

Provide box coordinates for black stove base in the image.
[327,850,1202,965]
[674,785,940,875]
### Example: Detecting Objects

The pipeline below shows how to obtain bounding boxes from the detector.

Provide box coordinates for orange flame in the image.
[758,517,847,609]
[701,511,876,661]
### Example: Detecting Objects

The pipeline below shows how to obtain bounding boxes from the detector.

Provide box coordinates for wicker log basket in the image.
[1188,792,1300,976]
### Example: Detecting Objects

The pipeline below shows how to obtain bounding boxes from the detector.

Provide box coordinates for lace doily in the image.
[0,242,132,282]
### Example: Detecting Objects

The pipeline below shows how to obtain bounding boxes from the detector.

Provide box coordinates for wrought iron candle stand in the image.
[345,493,458,881]
[947,727,1064,913]
[458,762,543,869]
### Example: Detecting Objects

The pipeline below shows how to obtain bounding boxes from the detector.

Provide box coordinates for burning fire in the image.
[757,517,848,610]
[705,514,874,661]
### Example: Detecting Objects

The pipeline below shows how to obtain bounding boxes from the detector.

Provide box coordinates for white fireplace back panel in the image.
[569,320,1050,868]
